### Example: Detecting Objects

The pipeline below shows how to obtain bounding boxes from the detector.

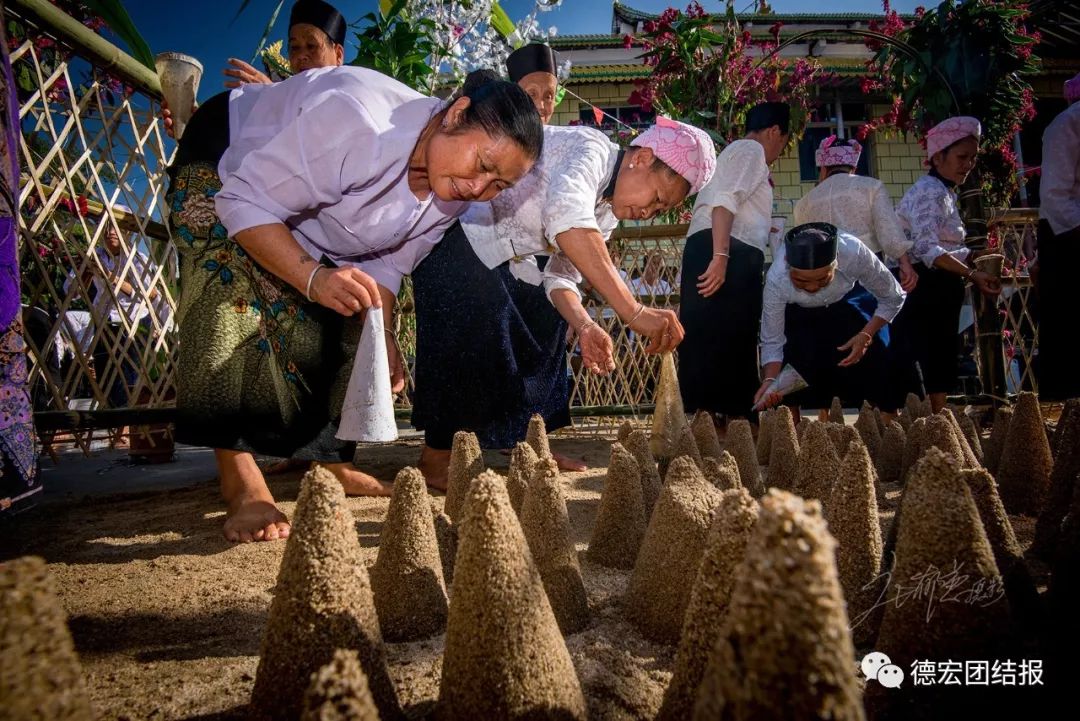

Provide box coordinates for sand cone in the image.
[904,392,923,419]
[829,396,845,424]
[506,442,538,517]
[874,406,887,436]
[984,406,1013,477]
[1034,399,1080,558]
[725,419,764,497]
[656,489,759,721]
[525,414,553,460]
[827,442,883,646]
[370,468,447,642]
[796,416,811,444]
[431,503,456,588]
[444,431,485,524]
[675,425,705,469]
[624,429,663,517]
[826,422,859,459]
[693,490,863,721]
[617,419,634,445]
[651,352,688,462]
[586,443,647,569]
[0,556,94,721]
[703,451,741,491]
[625,458,723,643]
[691,410,723,459]
[756,409,775,464]
[922,413,966,464]
[954,408,984,465]
[854,402,882,460]
[876,421,906,485]
[438,472,587,720]
[794,421,840,508]
[251,467,401,721]
[766,405,799,492]
[997,391,1052,516]
[872,449,1011,720]
[899,416,928,482]
[301,649,381,721]
[942,409,980,469]
[897,406,913,432]
[521,459,590,634]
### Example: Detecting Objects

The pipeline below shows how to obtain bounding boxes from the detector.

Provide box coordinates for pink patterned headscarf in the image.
[1065,72,1080,105]
[926,116,981,159]
[631,116,716,194]
[816,135,862,168]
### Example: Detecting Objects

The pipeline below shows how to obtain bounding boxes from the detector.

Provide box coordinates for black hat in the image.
[745,101,791,134]
[785,222,838,270]
[290,0,347,47]
[506,43,558,83]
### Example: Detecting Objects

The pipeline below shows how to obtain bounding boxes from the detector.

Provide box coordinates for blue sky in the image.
[124,0,924,102]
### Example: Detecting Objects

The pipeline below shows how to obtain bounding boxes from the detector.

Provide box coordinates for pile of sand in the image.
[587,443,647,570]
[301,649,381,721]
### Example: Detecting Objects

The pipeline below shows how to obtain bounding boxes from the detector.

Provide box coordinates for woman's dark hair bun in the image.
[461,68,502,98]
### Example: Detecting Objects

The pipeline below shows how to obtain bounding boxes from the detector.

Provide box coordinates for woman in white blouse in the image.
[754,223,906,418]
[411,115,716,487]
[167,67,541,543]
[891,116,1001,413]
[678,102,789,424]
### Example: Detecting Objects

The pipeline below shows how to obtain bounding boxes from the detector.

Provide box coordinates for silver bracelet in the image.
[713,251,730,258]
[304,265,325,302]
[626,303,646,326]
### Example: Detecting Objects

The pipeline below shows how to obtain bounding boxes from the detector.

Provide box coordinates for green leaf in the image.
[83,0,155,70]
[490,1,516,40]
[249,0,287,64]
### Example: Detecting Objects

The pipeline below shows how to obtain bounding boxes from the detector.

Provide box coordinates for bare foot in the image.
[323,462,393,497]
[224,496,291,543]
[553,452,587,472]
[419,445,450,492]
[260,457,312,475]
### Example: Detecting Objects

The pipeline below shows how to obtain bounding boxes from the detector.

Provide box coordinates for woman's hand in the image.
[753,379,782,410]
[223,58,273,88]
[970,270,1002,298]
[578,321,615,375]
[309,266,382,316]
[898,255,919,292]
[697,255,728,297]
[629,307,684,354]
[385,329,406,394]
[161,98,198,139]
[837,331,872,367]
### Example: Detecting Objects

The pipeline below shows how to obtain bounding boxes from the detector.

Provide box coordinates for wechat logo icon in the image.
[862,651,904,689]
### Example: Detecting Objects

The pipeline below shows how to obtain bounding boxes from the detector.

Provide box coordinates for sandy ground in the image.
[0,436,1049,721]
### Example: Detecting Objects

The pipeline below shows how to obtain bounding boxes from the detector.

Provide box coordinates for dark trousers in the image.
[889,262,965,398]
[1036,219,1080,400]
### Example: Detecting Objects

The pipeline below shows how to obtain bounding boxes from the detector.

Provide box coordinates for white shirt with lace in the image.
[687,138,773,252]
[794,172,911,260]
[896,173,969,267]
[1039,102,1080,236]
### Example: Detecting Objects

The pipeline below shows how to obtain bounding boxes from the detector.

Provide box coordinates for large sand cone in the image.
[624,429,663,517]
[899,416,928,482]
[854,402,883,460]
[703,451,741,491]
[617,419,634,445]
[431,503,456,587]
[587,443,647,570]
[871,450,1012,720]
[921,412,967,468]
[1033,399,1080,559]
[301,649,381,721]
[996,391,1052,516]
[444,431,484,524]
[766,405,799,491]
[725,419,764,497]
[827,442,883,646]
[984,406,1013,477]
[904,392,923,418]
[675,425,705,468]
[874,407,887,436]
[829,396,845,424]
[953,407,984,465]
[251,467,401,721]
[521,459,590,634]
[0,556,94,721]
[794,421,840,509]
[506,442,538,517]
[370,468,448,642]
[826,422,859,459]
[876,421,906,485]
[941,409,980,469]
[438,472,587,721]
[961,469,1040,632]
[656,489,759,721]
[691,410,723,459]
[525,414,552,460]
[624,458,723,643]
[651,351,688,461]
[693,491,864,721]
[756,409,775,464]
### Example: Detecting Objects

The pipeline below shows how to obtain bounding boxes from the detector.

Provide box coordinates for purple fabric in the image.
[1,21,19,333]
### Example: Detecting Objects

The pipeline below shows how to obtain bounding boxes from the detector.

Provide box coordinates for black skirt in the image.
[678,229,765,416]
[783,286,897,412]
[1036,219,1080,401]
[889,262,965,397]
[410,222,570,450]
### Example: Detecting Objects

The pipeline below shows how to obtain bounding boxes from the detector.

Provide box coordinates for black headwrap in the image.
[785,222,838,270]
[290,0,347,47]
[745,101,791,134]
[506,43,558,83]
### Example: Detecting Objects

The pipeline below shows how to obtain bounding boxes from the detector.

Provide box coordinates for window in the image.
[578,105,656,129]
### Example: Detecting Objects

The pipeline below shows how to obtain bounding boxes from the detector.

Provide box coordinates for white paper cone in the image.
[155,52,203,140]
[336,311,398,443]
